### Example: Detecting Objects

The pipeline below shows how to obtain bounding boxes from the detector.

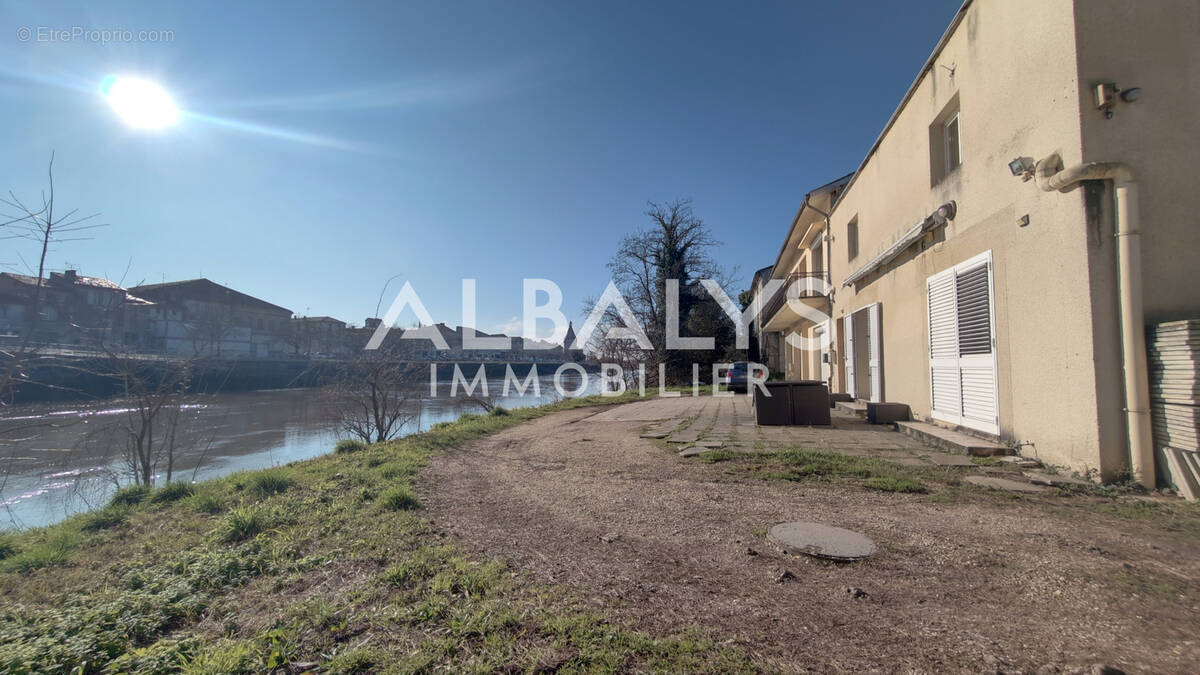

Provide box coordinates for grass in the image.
[864,476,927,493]
[110,483,152,506]
[380,486,421,511]
[80,505,132,531]
[696,446,946,495]
[249,469,294,497]
[188,490,226,514]
[0,389,760,672]
[216,505,269,542]
[152,481,196,503]
[334,439,366,454]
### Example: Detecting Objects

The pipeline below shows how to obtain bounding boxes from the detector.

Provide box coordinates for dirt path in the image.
[421,401,1200,673]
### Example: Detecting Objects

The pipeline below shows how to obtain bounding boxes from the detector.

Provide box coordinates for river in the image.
[0,374,600,530]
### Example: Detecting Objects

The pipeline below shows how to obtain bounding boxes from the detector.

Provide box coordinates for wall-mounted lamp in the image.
[1095,83,1140,119]
[1120,87,1143,103]
[1008,156,1035,181]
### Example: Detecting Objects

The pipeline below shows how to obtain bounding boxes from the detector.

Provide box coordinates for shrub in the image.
[179,638,261,675]
[0,531,78,572]
[380,487,421,511]
[334,439,367,454]
[189,492,226,515]
[81,506,131,531]
[488,406,511,417]
[152,481,196,503]
[0,533,17,560]
[110,484,152,507]
[250,470,294,497]
[216,506,267,542]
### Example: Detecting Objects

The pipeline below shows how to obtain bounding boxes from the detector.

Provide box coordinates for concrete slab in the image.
[667,431,701,443]
[964,475,1054,494]
[1023,471,1093,487]
[896,421,1008,457]
[696,440,724,448]
[767,522,877,561]
[923,452,978,467]
[678,446,704,458]
[997,456,1042,468]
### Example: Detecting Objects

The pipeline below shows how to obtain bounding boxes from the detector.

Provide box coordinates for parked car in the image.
[726,361,765,392]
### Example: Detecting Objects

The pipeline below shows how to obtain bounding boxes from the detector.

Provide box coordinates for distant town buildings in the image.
[0,271,584,363]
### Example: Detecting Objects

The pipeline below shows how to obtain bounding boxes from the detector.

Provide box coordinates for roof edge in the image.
[830,0,973,213]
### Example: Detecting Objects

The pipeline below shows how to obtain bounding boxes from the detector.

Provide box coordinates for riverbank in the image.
[1,376,600,530]
[4,391,1197,672]
[0,391,757,673]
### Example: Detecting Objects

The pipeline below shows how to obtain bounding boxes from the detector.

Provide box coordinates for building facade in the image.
[128,279,293,357]
[753,0,1200,483]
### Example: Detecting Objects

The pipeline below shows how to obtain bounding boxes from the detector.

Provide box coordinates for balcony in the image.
[761,271,831,332]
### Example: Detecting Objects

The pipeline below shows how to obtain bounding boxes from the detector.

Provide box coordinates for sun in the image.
[101,75,180,130]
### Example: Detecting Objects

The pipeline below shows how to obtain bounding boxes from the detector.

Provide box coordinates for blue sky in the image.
[1,0,961,336]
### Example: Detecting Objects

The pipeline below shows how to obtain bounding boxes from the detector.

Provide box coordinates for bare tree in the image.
[591,199,736,384]
[77,353,197,486]
[0,153,103,405]
[325,354,422,443]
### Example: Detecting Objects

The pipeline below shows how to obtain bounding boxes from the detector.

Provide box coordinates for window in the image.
[846,217,859,261]
[944,113,961,174]
[929,94,961,185]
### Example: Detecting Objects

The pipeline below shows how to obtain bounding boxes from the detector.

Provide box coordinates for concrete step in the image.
[895,421,1009,457]
[834,401,869,418]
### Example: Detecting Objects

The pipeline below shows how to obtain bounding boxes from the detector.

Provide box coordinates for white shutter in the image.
[927,269,962,424]
[843,315,856,398]
[868,303,882,402]
[926,252,998,435]
[956,259,998,434]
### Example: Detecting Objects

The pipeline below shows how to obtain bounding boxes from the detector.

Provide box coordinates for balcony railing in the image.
[760,271,830,326]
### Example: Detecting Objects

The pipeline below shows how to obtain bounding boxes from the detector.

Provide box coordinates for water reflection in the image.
[0,374,597,529]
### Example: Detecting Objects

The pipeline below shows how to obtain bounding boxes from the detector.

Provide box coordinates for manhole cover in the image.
[767,522,877,561]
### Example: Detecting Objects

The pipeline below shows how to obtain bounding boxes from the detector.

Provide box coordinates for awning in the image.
[841,201,957,287]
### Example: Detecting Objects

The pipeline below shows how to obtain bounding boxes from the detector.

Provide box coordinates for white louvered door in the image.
[927,251,998,435]
[843,314,856,398]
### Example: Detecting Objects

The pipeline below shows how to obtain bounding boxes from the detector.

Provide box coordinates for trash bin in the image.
[754,381,832,426]
[754,381,793,425]
[790,381,832,425]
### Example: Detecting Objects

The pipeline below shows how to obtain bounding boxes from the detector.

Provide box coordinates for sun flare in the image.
[101,75,179,129]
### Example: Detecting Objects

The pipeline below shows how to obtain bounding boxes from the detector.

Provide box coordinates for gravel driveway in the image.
[422,398,1200,673]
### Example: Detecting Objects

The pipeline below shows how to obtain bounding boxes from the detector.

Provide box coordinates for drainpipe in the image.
[1034,153,1153,488]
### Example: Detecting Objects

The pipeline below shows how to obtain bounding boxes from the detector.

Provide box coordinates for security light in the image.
[1008,157,1034,177]
[1120,87,1142,103]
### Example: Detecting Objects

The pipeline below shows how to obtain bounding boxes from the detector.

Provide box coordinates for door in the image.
[844,306,882,401]
[926,251,999,435]
[816,321,832,385]
[843,315,855,398]
[867,303,882,402]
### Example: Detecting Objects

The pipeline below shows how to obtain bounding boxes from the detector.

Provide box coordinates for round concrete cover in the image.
[767,522,877,561]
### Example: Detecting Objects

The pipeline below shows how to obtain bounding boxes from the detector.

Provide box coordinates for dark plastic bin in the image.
[754,381,832,426]
[754,381,793,425]
[790,381,832,425]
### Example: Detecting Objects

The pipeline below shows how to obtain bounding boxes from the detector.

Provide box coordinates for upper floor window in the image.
[944,113,961,173]
[846,217,859,261]
[929,94,961,185]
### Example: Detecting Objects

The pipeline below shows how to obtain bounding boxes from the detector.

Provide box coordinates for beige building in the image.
[754,0,1200,483]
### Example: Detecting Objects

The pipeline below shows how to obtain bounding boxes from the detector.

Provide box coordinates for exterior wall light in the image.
[1008,157,1035,181]
[1094,83,1140,118]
